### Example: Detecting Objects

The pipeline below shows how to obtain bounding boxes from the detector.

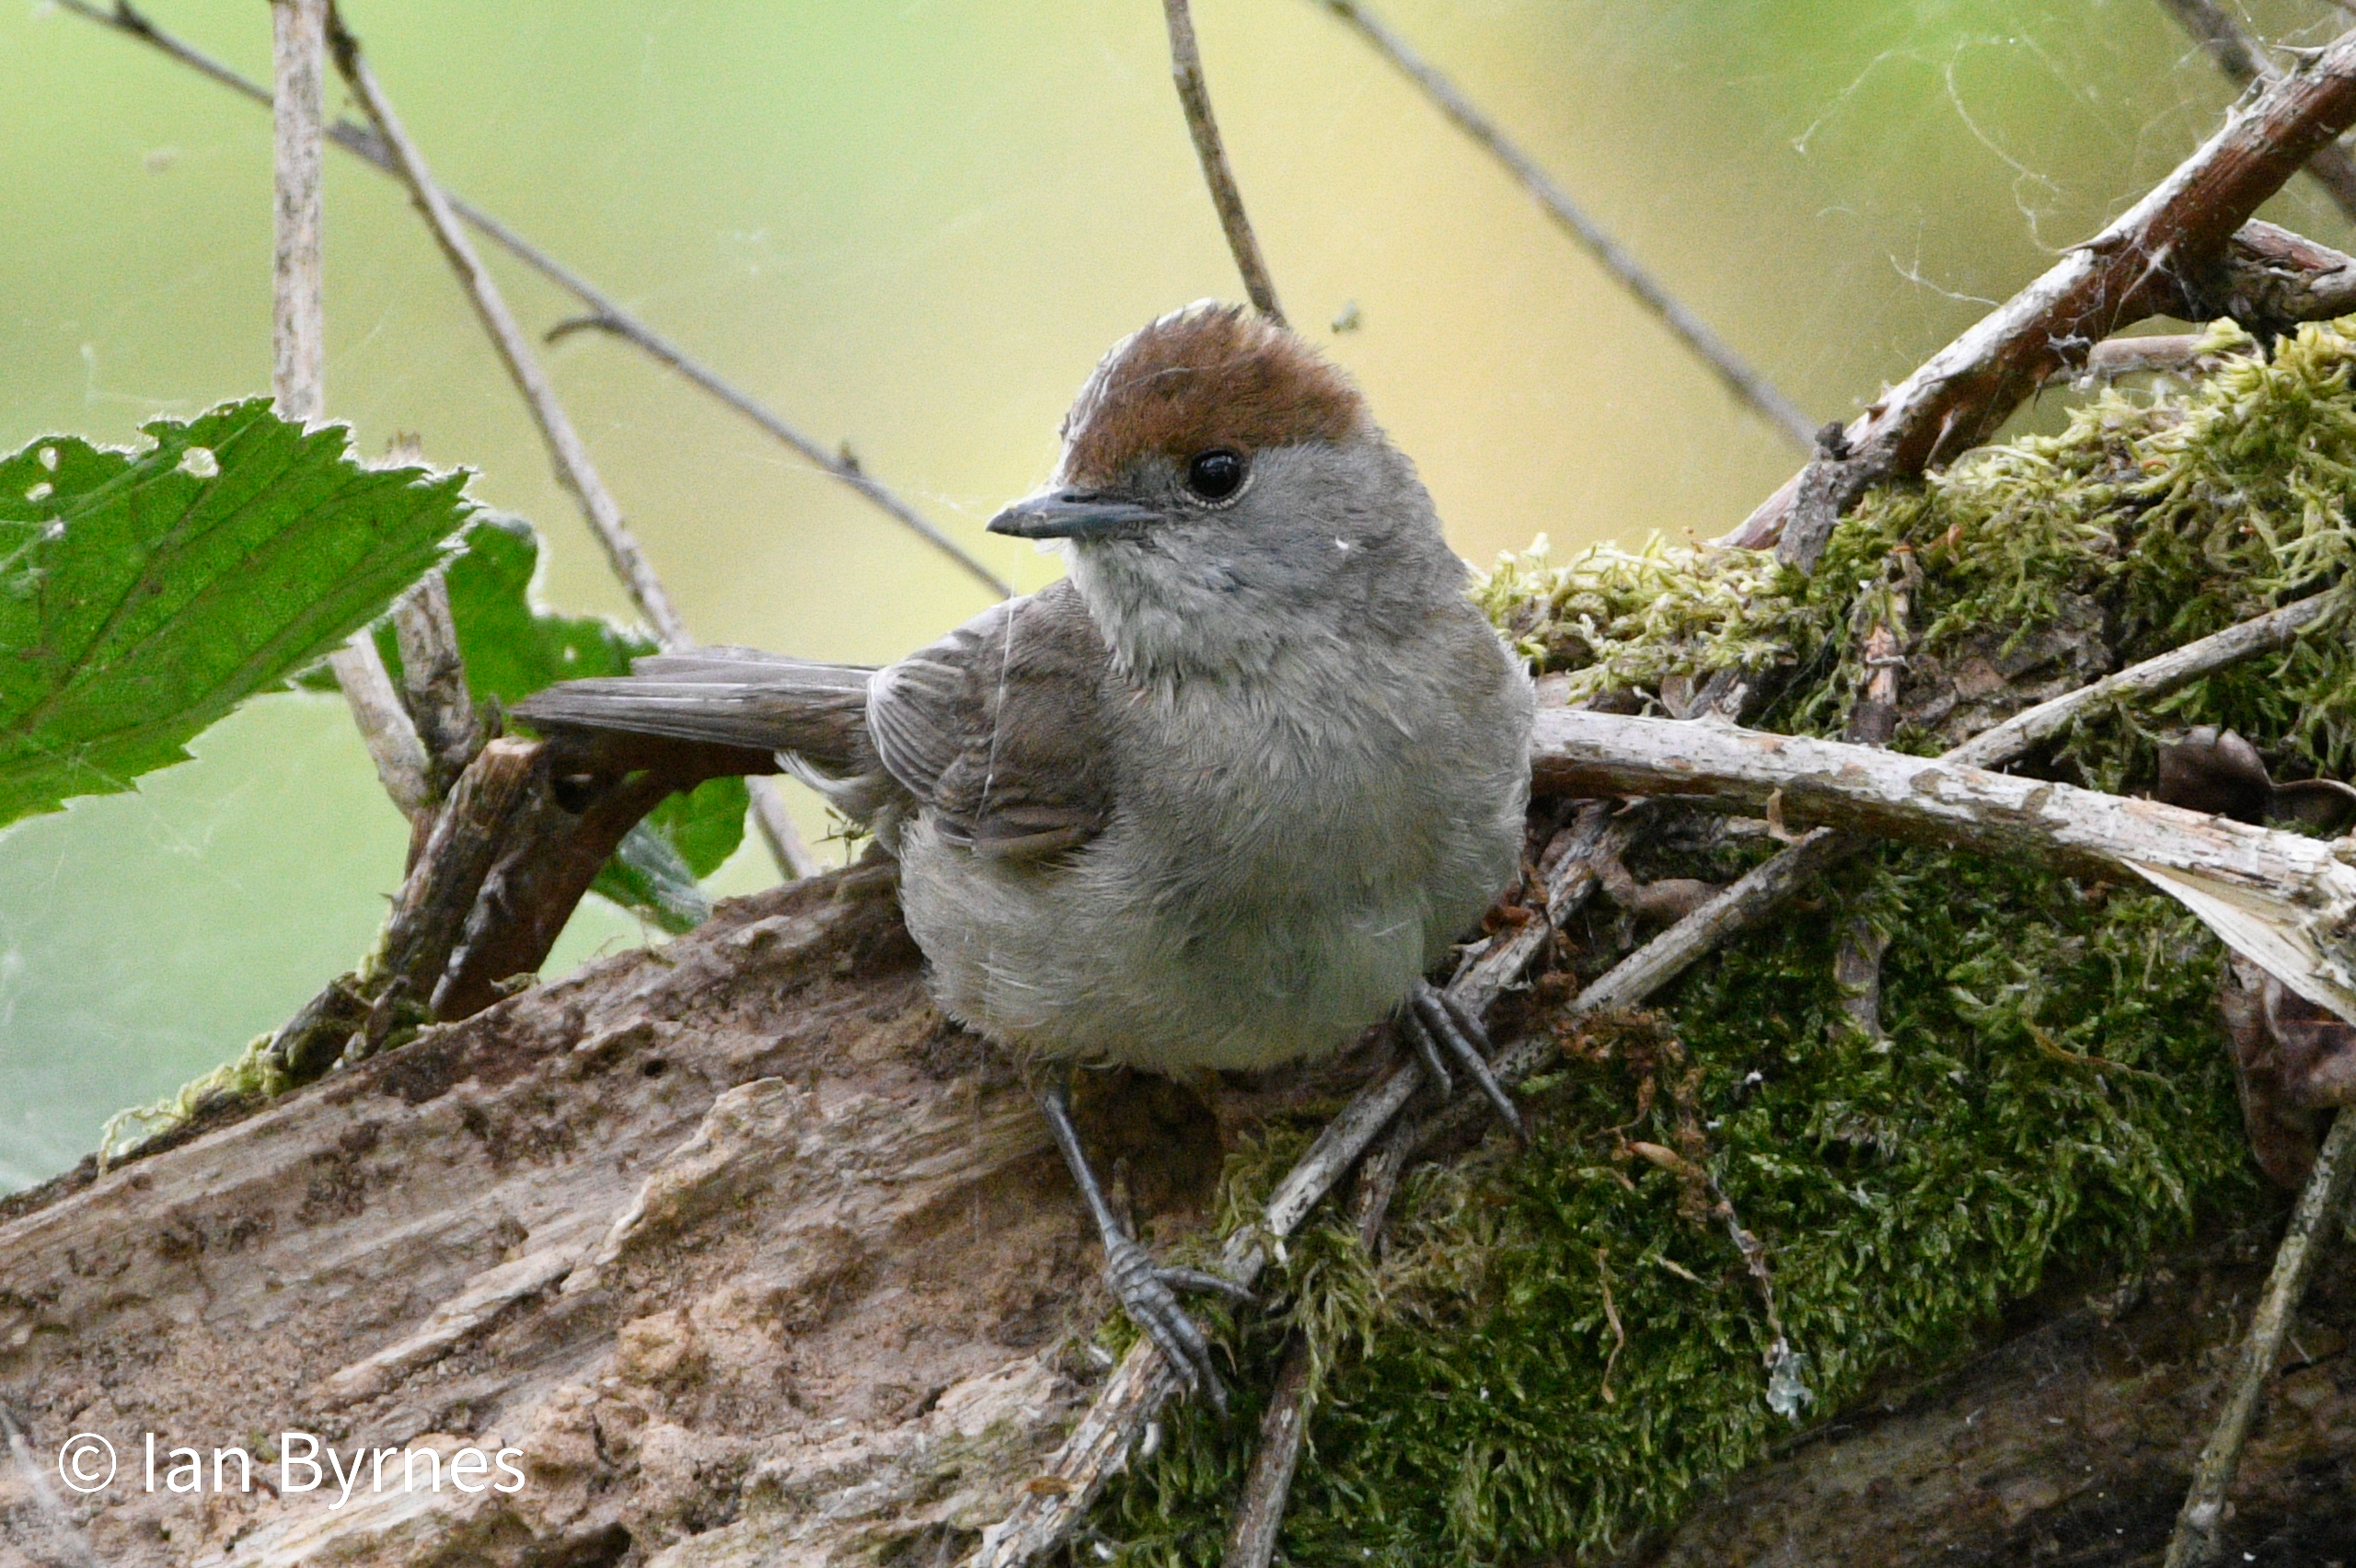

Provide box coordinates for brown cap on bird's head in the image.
[1057,303,1372,489]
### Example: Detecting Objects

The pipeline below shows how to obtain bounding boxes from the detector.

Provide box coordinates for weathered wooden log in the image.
[6,868,2354,1566]
[0,878,1142,1567]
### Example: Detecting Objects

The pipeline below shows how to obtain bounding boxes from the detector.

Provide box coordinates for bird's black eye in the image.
[1184,449,1246,502]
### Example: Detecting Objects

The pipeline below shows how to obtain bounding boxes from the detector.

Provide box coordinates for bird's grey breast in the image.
[871,572,1530,1072]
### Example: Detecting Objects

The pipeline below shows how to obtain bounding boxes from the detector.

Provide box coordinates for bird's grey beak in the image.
[986,489,1159,541]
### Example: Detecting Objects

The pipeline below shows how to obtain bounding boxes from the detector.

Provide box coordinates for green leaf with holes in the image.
[0,399,473,831]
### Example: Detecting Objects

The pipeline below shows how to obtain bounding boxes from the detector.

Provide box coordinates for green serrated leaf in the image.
[0,400,472,830]
[438,513,653,698]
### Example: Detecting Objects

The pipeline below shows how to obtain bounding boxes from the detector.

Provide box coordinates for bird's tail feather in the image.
[514,650,875,775]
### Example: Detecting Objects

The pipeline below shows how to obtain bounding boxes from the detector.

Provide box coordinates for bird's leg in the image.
[1402,979,1527,1140]
[1036,1073,1251,1412]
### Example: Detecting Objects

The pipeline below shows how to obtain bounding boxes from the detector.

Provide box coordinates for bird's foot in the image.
[1034,1074,1252,1412]
[1103,1233,1252,1413]
[1403,979,1526,1139]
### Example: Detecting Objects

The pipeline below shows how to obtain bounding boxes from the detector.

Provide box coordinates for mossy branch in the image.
[1733,24,2356,559]
[985,577,2333,1567]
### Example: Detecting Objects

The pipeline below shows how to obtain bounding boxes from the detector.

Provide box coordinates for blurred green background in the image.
[3,0,2350,1189]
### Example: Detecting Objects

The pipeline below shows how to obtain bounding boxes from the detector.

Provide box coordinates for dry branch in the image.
[1221,1335,1312,1568]
[391,571,480,801]
[53,0,1011,601]
[2078,331,2216,379]
[269,0,326,424]
[2174,216,2356,329]
[371,738,540,1009]
[263,725,778,1081]
[431,732,777,1019]
[1161,0,1286,323]
[1410,595,2337,1150]
[325,639,431,821]
[2154,0,2356,225]
[1731,26,2356,561]
[1532,707,2356,1022]
[2165,1106,2356,1566]
[271,0,438,825]
[327,16,821,882]
[1311,0,1815,452]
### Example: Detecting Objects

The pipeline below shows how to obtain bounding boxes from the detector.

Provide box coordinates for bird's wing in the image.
[868,578,1117,859]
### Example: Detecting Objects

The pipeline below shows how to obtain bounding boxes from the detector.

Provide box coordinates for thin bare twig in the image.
[1531,703,2356,1029]
[269,0,325,423]
[2076,332,2214,379]
[2153,0,2356,225]
[1221,1334,1312,1568]
[1161,0,1285,323]
[970,592,2333,1568]
[329,21,676,642]
[539,314,1011,599]
[326,13,821,880]
[2165,1107,2356,1567]
[270,0,433,820]
[1959,593,2334,765]
[326,642,431,820]
[1313,0,1815,452]
[392,571,480,799]
[52,0,1011,602]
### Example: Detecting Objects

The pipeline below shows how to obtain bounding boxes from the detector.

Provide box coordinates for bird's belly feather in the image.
[896,698,1524,1070]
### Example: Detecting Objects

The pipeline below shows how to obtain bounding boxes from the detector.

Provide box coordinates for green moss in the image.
[98,1031,291,1167]
[1095,317,2356,1564]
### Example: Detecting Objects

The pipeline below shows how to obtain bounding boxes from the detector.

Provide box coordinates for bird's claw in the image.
[1103,1233,1246,1414]
[1403,979,1527,1140]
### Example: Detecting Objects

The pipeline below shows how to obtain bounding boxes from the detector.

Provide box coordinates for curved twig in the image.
[1162,0,1286,323]
[1313,0,1814,451]
[54,0,1011,603]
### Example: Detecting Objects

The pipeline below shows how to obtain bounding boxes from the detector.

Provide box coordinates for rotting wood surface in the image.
[3,872,2354,1566]
[0,879,1142,1568]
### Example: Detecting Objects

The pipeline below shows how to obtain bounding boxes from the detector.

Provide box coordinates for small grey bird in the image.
[519,304,1536,1403]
